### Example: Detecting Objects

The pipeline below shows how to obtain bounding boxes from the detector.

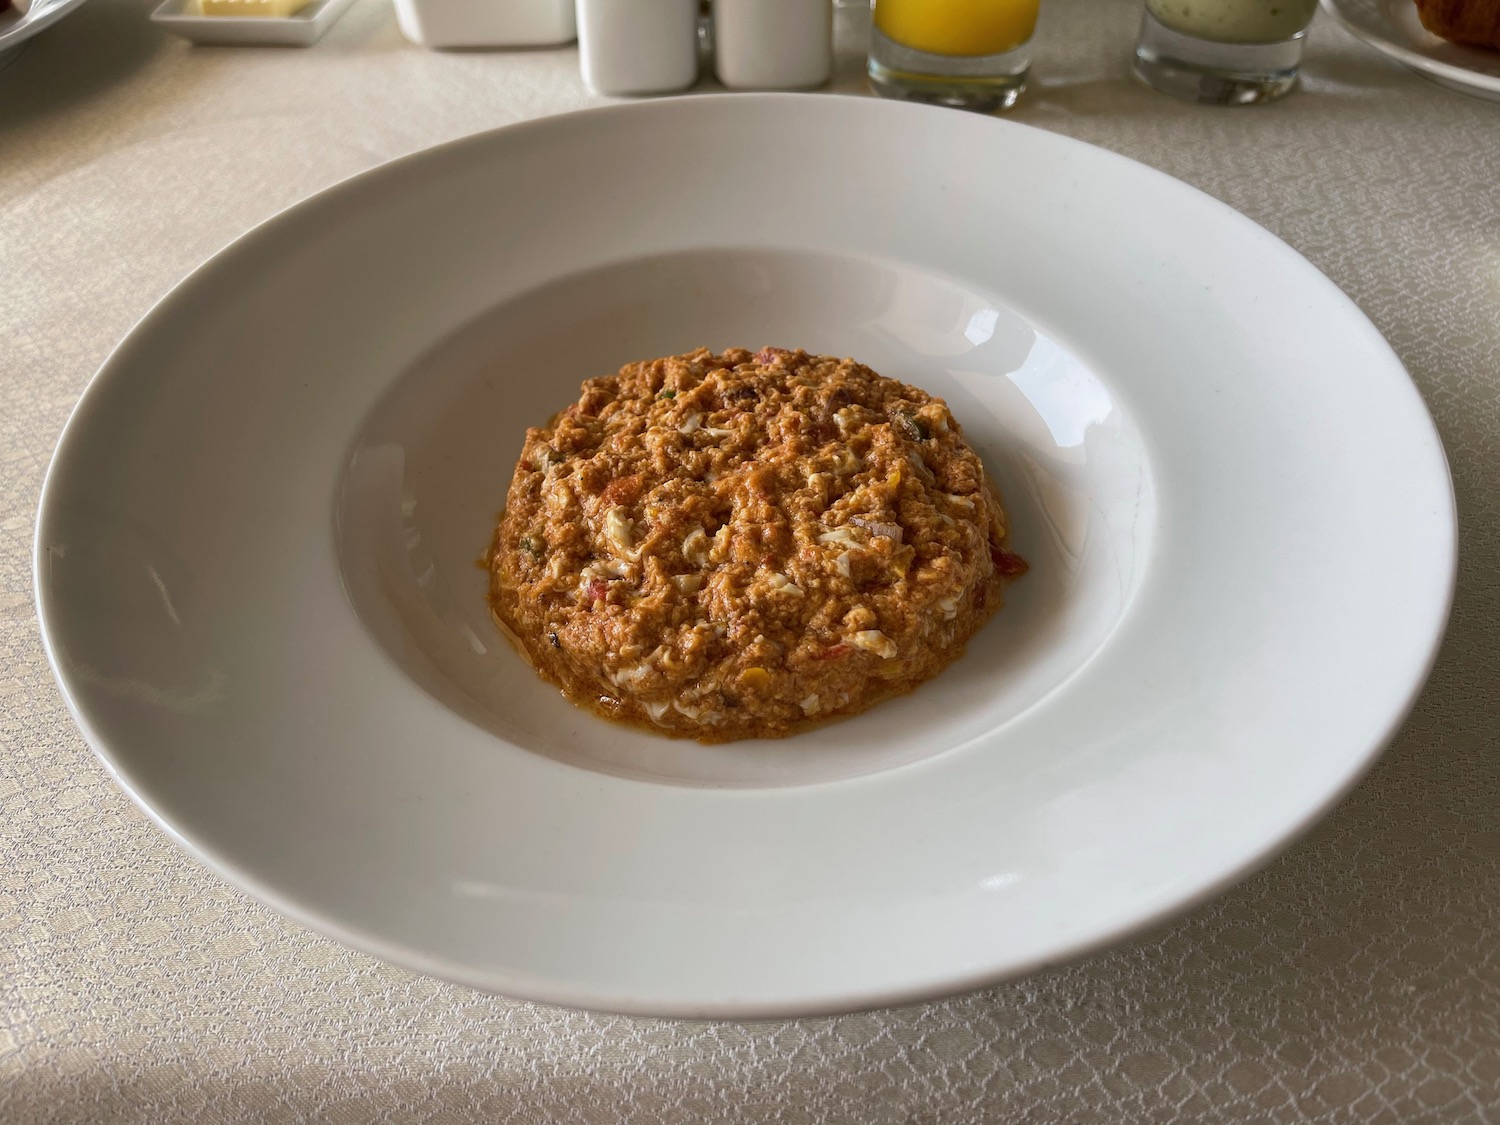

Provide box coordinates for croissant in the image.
[1414,0,1500,48]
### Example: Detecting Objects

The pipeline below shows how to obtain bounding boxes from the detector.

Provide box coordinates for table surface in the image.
[3,1,1498,1121]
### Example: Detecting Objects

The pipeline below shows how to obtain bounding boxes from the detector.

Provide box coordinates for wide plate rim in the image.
[34,94,1458,1017]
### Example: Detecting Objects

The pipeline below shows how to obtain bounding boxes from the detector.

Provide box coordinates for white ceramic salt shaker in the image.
[576,0,701,96]
[711,0,832,89]
[394,0,576,49]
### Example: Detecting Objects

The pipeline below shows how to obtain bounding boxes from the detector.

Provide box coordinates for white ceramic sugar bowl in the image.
[576,0,703,96]
[393,0,576,49]
[711,0,832,89]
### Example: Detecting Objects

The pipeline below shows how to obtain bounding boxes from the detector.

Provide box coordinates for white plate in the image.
[150,0,356,47]
[0,0,90,60]
[1322,0,1500,101]
[35,95,1456,1018]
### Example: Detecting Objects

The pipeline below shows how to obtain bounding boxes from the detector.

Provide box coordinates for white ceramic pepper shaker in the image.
[576,0,702,96]
[394,0,576,48]
[711,0,832,89]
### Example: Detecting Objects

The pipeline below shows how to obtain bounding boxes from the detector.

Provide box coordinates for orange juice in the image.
[873,0,1040,57]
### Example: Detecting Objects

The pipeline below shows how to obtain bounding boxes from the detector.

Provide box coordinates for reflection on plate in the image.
[1322,0,1500,101]
[35,96,1456,1018]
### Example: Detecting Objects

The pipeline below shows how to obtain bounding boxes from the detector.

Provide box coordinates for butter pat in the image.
[199,0,314,16]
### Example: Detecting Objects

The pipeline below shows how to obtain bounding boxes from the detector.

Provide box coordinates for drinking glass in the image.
[1133,0,1319,104]
[867,0,1041,112]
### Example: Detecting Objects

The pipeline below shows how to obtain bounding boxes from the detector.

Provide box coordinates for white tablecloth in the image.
[3,1,1497,1121]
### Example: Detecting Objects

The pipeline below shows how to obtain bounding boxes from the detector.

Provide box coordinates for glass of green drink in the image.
[1134,0,1319,104]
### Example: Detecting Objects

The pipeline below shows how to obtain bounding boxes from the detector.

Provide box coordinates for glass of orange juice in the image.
[868,0,1042,112]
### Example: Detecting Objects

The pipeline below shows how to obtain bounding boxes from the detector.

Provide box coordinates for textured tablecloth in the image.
[3,0,1497,1121]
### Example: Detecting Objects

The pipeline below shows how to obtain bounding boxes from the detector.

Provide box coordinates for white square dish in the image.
[150,0,357,46]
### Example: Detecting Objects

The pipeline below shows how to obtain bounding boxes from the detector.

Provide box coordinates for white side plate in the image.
[1322,0,1500,101]
[35,96,1456,1018]
[0,0,91,59]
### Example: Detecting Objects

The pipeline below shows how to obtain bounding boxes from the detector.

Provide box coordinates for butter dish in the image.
[150,0,357,45]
